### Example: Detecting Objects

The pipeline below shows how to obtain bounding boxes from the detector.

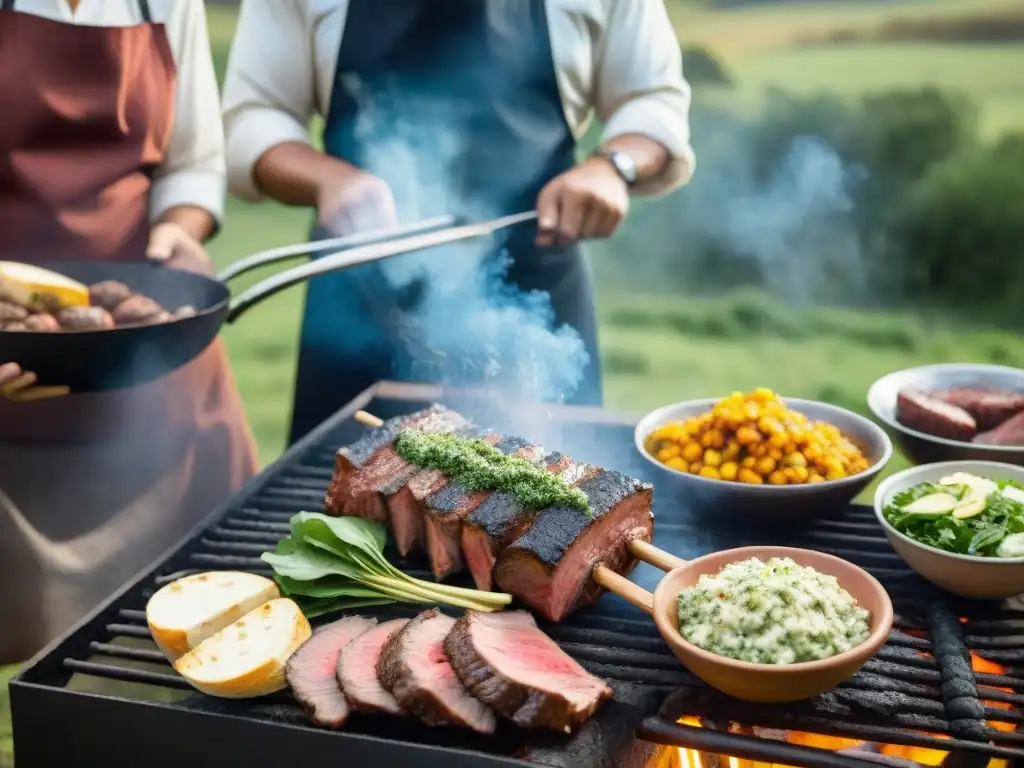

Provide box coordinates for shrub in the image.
[887,133,1024,321]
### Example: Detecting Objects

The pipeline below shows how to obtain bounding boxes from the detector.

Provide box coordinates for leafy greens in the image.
[883,479,1024,557]
[261,512,512,618]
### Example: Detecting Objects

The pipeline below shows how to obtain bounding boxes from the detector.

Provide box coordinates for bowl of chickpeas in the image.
[636,389,893,520]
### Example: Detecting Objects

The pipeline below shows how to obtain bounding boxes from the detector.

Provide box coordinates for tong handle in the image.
[225,211,537,324]
[215,214,458,283]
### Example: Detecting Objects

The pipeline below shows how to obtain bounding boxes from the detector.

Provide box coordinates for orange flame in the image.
[675,650,1013,768]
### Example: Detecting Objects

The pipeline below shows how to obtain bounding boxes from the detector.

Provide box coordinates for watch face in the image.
[611,152,637,185]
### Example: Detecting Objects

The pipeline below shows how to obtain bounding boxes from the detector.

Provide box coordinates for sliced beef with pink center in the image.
[377,609,495,734]
[336,618,409,716]
[445,610,612,732]
[462,453,596,592]
[424,436,545,581]
[285,615,377,728]
[494,470,654,622]
[324,405,468,522]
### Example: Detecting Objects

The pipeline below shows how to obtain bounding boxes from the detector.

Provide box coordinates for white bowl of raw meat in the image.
[867,364,1024,467]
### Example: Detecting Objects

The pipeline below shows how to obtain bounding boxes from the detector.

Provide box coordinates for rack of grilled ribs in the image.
[323,405,655,622]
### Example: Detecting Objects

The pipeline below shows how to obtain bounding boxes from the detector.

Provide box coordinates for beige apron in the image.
[0,0,259,664]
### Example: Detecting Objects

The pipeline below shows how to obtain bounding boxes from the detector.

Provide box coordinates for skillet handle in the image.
[627,539,688,573]
[593,565,653,614]
[215,215,458,283]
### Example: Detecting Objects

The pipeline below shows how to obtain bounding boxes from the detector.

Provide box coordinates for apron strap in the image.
[1,0,14,13]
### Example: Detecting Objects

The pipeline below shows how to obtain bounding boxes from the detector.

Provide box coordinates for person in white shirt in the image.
[0,0,257,664]
[223,0,696,443]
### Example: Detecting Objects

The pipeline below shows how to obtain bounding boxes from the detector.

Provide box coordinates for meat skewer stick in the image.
[351,410,679,608]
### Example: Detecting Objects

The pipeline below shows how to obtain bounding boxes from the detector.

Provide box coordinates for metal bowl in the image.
[866,363,1024,467]
[873,460,1024,599]
[634,398,893,521]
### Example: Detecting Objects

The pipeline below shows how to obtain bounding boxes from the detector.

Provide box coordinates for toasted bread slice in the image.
[174,598,312,699]
[146,571,280,660]
[0,261,89,312]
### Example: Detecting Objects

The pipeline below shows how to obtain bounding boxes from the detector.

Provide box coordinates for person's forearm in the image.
[253,141,361,208]
[599,133,671,187]
[157,205,217,243]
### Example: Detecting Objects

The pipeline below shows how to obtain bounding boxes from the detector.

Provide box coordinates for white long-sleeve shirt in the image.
[9,0,226,224]
[222,0,695,201]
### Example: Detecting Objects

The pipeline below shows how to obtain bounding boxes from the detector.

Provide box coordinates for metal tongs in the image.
[221,211,538,323]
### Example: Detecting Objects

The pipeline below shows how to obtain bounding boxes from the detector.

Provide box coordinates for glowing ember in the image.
[674,650,1013,768]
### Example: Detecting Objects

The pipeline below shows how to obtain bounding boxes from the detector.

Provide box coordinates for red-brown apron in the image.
[0,0,259,664]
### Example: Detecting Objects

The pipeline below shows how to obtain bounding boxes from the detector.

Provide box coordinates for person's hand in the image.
[535,157,630,247]
[317,169,399,237]
[0,362,69,402]
[147,222,214,277]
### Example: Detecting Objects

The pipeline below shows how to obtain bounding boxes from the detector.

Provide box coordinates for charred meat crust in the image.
[424,436,541,580]
[503,471,653,569]
[323,405,463,516]
[376,609,495,733]
[494,471,654,621]
[444,610,612,733]
[285,615,377,729]
[461,453,594,591]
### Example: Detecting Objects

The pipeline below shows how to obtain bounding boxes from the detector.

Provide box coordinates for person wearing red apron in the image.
[0,0,258,664]
[222,0,697,445]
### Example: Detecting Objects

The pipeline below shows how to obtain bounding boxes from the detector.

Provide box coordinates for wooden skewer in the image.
[355,410,385,428]
[351,407,688,614]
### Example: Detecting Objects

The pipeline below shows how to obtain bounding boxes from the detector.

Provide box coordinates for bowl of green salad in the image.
[873,460,1024,598]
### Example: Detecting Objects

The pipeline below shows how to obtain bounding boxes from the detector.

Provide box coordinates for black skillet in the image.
[0,212,536,392]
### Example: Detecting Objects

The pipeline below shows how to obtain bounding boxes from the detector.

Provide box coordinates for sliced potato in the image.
[174,598,311,699]
[146,571,280,660]
[0,261,90,313]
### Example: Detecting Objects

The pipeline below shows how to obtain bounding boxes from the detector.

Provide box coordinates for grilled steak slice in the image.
[494,471,654,622]
[337,618,409,716]
[424,436,546,581]
[462,453,596,592]
[285,615,377,728]
[324,405,467,521]
[445,610,612,732]
[975,409,1024,447]
[387,428,499,560]
[934,388,1024,431]
[377,609,496,734]
[895,390,976,441]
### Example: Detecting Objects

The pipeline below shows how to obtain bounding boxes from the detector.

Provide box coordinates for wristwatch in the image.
[592,148,637,188]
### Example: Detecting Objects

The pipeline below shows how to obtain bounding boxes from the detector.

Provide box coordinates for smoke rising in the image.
[607,108,871,306]
[345,79,590,412]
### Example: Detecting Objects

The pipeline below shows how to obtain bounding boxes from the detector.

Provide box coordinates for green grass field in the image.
[5,1,1024,764]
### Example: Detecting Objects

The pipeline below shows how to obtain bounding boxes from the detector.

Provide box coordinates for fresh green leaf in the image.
[296,595,395,618]
[260,511,515,622]
[262,541,364,582]
[292,512,388,562]
[276,575,385,600]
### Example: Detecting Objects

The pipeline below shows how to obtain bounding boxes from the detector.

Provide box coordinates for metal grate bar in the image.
[89,643,169,664]
[63,659,191,689]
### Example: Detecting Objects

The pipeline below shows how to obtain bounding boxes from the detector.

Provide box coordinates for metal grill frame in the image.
[11,382,1024,768]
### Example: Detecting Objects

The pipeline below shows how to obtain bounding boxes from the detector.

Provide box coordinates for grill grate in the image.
[11,384,1024,768]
